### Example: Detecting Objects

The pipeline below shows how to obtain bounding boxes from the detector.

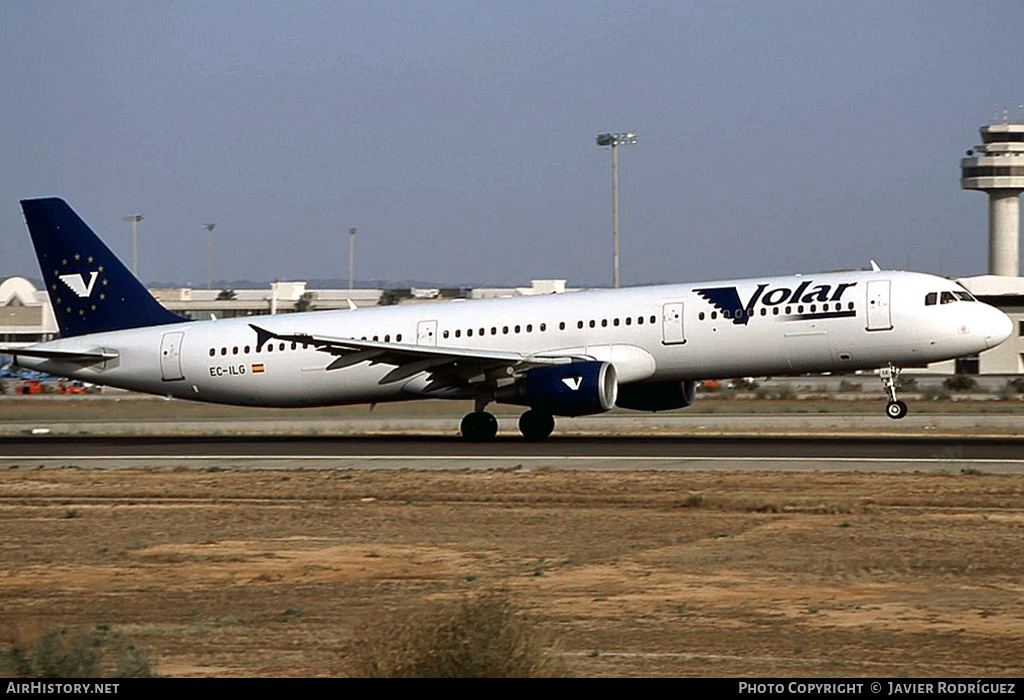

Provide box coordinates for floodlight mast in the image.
[348,227,357,290]
[202,223,216,289]
[596,131,637,288]
[123,214,144,276]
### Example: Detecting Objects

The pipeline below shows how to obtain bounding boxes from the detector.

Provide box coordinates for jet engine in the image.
[497,361,618,416]
[615,379,698,412]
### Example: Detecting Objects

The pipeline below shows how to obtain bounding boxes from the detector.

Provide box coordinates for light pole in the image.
[202,223,216,289]
[123,214,144,276]
[596,131,637,288]
[348,227,357,290]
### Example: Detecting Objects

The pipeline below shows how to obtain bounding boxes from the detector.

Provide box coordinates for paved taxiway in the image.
[4,434,1024,473]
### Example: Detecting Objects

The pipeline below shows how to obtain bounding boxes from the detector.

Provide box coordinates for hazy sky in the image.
[1,1,1022,288]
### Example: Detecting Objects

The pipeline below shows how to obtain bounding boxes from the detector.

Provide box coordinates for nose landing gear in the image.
[880,365,908,419]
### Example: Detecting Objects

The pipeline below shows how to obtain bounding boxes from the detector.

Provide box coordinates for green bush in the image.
[943,375,979,392]
[348,590,568,678]
[921,384,952,401]
[1,625,155,678]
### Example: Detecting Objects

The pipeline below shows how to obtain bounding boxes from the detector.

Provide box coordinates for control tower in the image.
[961,119,1024,276]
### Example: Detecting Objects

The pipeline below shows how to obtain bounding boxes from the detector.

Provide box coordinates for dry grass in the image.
[347,589,567,677]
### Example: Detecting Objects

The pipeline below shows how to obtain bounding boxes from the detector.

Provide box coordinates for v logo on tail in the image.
[58,271,99,298]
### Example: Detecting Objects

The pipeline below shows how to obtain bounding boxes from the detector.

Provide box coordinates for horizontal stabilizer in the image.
[0,346,117,363]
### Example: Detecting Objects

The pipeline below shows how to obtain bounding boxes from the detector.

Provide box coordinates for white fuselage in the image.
[14,270,1012,408]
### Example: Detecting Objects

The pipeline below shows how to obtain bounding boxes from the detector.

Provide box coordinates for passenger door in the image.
[160,331,185,381]
[661,302,686,345]
[866,280,892,331]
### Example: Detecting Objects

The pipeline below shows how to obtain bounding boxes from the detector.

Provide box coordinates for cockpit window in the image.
[927,290,977,306]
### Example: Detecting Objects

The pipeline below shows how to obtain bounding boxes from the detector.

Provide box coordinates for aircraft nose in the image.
[984,306,1013,349]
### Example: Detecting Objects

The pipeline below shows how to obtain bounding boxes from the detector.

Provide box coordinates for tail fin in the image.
[20,197,186,338]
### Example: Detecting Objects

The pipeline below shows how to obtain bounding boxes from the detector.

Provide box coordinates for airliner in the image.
[1,198,1013,439]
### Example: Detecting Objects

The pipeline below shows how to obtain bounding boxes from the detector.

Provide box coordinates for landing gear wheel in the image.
[460,411,498,441]
[518,409,555,441]
[880,365,909,420]
[886,400,908,420]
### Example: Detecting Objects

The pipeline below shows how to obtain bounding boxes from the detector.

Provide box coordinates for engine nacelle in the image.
[498,361,618,416]
[616,380,698,412]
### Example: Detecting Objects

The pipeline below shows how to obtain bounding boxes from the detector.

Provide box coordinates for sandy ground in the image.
[1,465,1023,677]
[2,394,1024,676]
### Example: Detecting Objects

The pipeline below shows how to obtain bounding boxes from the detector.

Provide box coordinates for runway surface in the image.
[4,434,1024,472]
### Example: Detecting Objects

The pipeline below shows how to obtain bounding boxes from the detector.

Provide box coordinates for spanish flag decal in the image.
[251,363,265,374]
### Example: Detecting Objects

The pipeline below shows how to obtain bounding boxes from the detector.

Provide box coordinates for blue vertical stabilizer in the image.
[21,197,187,338]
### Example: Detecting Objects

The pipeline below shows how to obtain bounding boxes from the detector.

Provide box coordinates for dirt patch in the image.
[1,467,1022,677]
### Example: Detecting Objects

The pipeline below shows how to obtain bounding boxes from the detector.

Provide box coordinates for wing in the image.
[248,323,581,394]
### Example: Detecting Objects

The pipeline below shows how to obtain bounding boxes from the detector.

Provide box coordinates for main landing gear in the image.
[880,365,908,420]
[459,406,556,441]
[460,411,498,441]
